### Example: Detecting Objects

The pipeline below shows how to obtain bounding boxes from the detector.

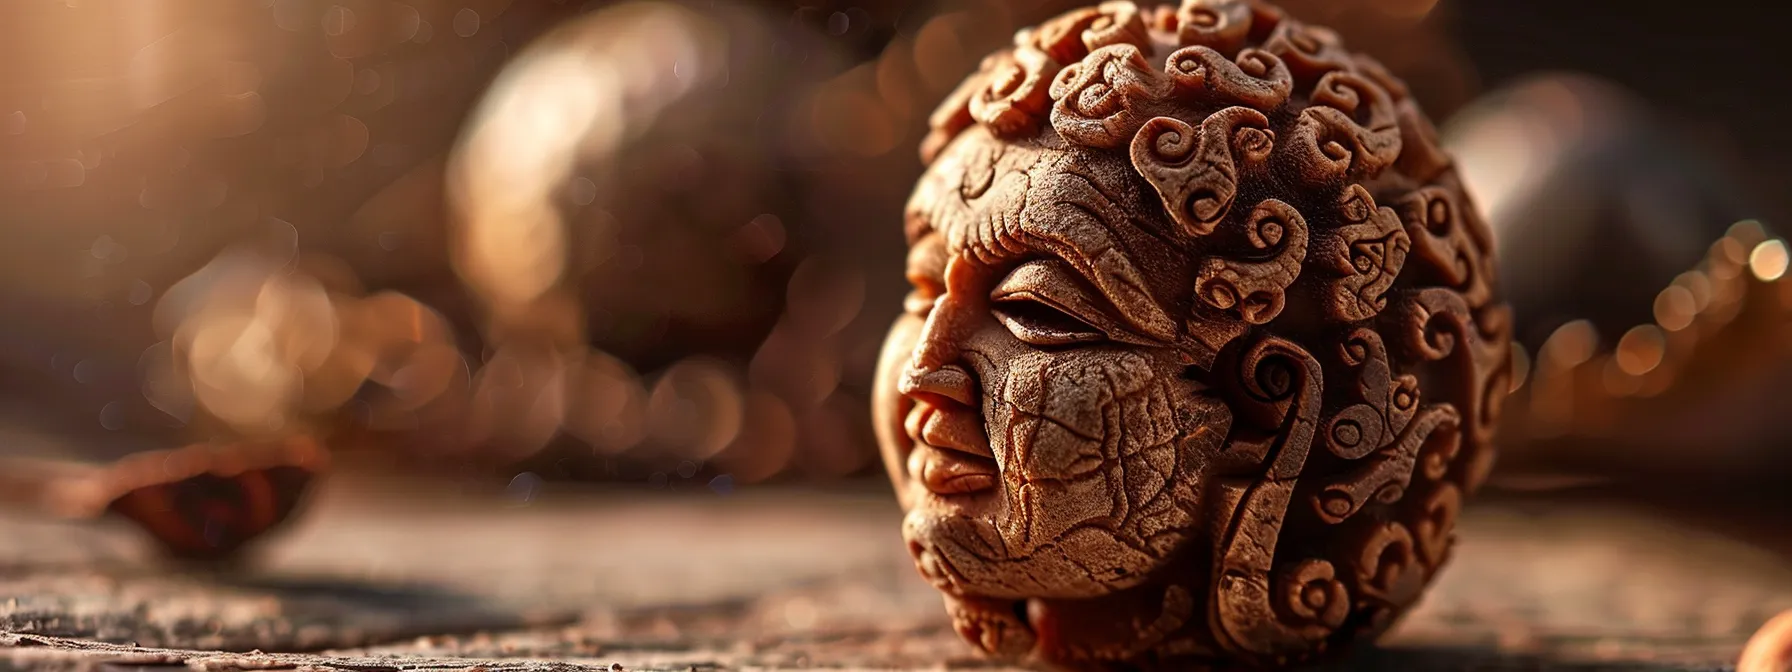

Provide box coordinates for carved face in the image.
[877,0,1509,668]
[877,134,1230,602]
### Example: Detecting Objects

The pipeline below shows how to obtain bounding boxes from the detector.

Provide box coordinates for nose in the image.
[900,365,977,407]
[898,292,979,409]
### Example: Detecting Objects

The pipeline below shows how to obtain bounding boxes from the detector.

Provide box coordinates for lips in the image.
[905,403,999,496]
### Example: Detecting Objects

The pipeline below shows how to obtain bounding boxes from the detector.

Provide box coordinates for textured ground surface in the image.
[0,472,1786,671]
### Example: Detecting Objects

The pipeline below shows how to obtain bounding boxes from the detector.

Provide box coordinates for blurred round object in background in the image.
[447,0,845,363]
[442,0,890,480]
[1444,73,1765,350]
[644,357,745,462]
[711,389,798,485]
[1446,73,1792,478]
[562,351,649,456]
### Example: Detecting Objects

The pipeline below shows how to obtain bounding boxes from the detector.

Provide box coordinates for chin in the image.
[901,501,1171,601]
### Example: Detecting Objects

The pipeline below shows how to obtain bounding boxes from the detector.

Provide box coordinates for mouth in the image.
[904,403,999,498]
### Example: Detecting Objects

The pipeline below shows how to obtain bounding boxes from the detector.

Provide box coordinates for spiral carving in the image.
[1167,46,1294,112]
[1315,404,1459,524]
[1413,483,1461,567]
[1321,185,1411,322]
[1130,107,1274,238]
[921,68,990,164]
[884,2,1508,668]
[1401,288,1510,460]
[1399,182,1498,309]
[1050,44,1175,148]
[1194,199,1307,324]
[1282,559,1349,630]
[1175,0,1258,55]
[1028,1,1154,63]
[1286,72,1403,186]
[1260,19,1353,86]
[970,47,1061,138]
[1355,522,1425,608]
[1211,337,1330,656]
[1321,330,1419,461]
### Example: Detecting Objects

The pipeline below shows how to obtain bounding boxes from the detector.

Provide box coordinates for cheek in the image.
[995,349,1232,532]
[995,351,1172,479]
[874,315,923,503]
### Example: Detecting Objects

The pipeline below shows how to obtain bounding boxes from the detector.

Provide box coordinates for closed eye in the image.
[991,260,1116,347]
[992,293,1106,346]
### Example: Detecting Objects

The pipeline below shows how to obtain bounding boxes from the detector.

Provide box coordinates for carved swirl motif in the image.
[1175,0,1258,55]
[1260,18,1352,86]
[1315,404,1458,524]
[1028,1,1154,64]
[1050,44,1174,149]
[1322,330,1419,461]
[1129,108,1274,238]
[1320,184,1411,322]
[1282,559,1349,630]
[1195,199,1307,324]
[1212,336,1336,656]
[1286,71,1402,185]
[1414,483,1461,567]
[1167,46,1294,112]
[1393,99,1453,183]
[1402,289,1510,454]
[1356,522,1425,608]
[886,2,1509,668]
[1399,183,1497,309]
[921,67,991,164]
[970,47,1061,138]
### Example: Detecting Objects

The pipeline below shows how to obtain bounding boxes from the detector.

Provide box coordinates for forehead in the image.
[903,128,1190,282]
[901,128,1200,347]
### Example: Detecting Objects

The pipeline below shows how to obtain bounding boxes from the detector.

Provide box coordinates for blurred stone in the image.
[1445,74,1766,350]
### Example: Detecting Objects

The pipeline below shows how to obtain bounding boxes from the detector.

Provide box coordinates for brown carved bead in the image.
[875,1,1509,668]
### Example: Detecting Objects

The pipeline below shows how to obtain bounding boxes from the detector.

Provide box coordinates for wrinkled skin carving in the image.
[877,1,1509,669]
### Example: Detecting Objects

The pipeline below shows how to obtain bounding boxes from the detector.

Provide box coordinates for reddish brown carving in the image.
[878,1,1509,668]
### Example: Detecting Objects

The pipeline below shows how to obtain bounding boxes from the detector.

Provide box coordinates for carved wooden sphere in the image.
[871,0,1510,668]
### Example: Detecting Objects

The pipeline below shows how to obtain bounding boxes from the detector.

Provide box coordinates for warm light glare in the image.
[1541,320,1598,369]
[1653,285,1697,332]
[1614,325,1666,377]
[1749,239,1789,282]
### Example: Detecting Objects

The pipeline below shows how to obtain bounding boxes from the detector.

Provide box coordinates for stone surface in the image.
[0,473,1784,671]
